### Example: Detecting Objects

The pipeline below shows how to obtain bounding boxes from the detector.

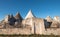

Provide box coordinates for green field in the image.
[0,34,60,37]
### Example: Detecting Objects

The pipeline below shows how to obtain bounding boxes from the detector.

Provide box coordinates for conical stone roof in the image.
[4,15,10,22]
[45,16,52,22]
[5,15,10,19]
[25,10,35,19]
[15,12,23,20]
[53,16,60,22]
[51,20,60,28]
[10,14,14,18]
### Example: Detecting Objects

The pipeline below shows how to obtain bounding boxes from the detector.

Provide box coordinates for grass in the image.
[0,34,60,37]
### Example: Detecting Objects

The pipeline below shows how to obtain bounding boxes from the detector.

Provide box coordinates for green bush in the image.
[0,34,60,37]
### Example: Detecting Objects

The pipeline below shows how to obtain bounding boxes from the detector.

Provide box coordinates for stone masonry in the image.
[0,10,60,35]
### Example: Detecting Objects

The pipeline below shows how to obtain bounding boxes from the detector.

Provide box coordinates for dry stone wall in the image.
[44,28,60,35]
[0,27,60,35]
[0,28,31,35]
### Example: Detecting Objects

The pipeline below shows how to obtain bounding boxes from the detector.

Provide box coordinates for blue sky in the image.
[0,0,60,20]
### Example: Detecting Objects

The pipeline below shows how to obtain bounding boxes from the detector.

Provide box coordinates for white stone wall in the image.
[31,18,45,34]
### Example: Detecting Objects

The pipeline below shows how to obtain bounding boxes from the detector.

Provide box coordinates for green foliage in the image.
[0,34,60,37]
